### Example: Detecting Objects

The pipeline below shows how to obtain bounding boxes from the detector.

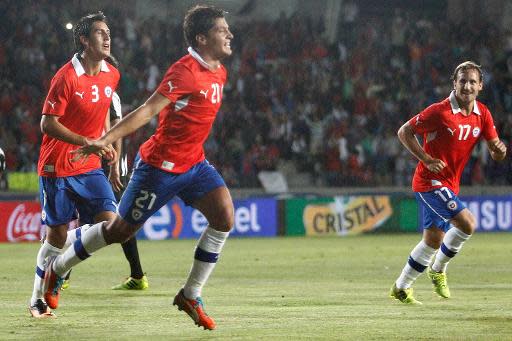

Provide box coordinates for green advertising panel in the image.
[284,195,418,236]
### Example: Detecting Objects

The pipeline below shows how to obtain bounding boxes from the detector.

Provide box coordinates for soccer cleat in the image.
[61,269,72,290]
[173,289,216,330]
[61,279,70,290]
[111,275,149,290]
[428,268,451,298]
[389,283,422,305]
[29,299,56,318]
[43,256,65,309]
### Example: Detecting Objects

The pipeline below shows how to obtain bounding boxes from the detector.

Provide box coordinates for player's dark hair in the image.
[105,54,119,68]
[183,5,225,48]
[74,11,108,54]
[452,61,483,82]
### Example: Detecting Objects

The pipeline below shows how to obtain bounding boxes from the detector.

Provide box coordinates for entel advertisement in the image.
[0,198,278,243]
[136,197,278,240]
[418,195,512,232]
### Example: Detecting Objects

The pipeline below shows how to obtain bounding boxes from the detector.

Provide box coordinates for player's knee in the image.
[104,218,137,244]
[423,226,444,249]
[424,234,443,249]
[46,225,69,248]
[210,206,234,232]
[459,215,476,235]
[425,238,442,249]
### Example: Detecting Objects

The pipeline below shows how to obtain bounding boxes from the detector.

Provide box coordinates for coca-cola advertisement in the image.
[0,201,45,242]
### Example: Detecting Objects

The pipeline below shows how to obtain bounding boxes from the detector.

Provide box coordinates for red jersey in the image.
[409,92,498,194]
[38,55,120,177]
[139,48,227,173]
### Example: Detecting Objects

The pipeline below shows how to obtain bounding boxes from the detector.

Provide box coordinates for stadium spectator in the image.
[1,2,512,188]
[390,61,507,305]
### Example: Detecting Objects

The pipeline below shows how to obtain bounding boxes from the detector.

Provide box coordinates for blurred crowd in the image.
[1,1,512,188]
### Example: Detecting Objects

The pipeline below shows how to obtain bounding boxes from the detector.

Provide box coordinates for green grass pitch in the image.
[1,233,512,340]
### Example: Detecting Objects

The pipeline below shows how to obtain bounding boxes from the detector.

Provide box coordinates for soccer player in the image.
[44,5,234,330]
[28,12,120,318]
[107,87,149,291]
[389,61,507,304]
[62,56,149,291]
[0,147,7,190]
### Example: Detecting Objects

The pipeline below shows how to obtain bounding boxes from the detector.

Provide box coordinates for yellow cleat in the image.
[427,268,451,298]
[111,275,149,290]
[389,283,422,305]
[61,279,70,290]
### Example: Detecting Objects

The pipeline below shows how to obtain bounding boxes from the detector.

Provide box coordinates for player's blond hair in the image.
[451,61,483,82]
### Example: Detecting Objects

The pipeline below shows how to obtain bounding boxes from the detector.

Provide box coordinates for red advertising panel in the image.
[0,201,44,242]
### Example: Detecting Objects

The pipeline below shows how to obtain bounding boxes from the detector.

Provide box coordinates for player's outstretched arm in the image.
[73,91,171,159]
[486,138,507,161]
[397,121,446,173]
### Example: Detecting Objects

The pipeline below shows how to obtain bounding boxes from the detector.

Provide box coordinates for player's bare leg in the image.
[429,209,475,298]
[44,215,142,312]
[29,224,67,317]
[174,186,234,330]
[60,211,117,290]
[391,228,443,305]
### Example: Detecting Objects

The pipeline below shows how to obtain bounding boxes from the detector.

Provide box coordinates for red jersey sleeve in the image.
[480,106,499,141]
[42,72,71,117]
[408,104,441,134]
[157,63,196,103]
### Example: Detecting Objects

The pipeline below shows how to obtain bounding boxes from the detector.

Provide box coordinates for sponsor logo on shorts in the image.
[131,208,143,221]
[447,200,458,210]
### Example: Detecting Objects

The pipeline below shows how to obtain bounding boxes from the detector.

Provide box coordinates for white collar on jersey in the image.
[187,47,220,69]
[448,90,481,115]
[71,53,110,77]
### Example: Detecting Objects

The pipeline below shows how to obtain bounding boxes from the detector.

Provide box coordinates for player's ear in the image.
[80,35,89,50]
[196,34,207,47]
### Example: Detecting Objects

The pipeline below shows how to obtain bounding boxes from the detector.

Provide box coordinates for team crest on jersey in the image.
[104,86,113,98]
[472,127,480,137]
[131,208,143,221]
[447,200,457,211]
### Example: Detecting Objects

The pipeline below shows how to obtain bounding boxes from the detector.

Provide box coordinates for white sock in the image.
[431,227,471,273]
[183,226,229,299]
[396,240,437,289]
[30,241,62,306]
[63,224,93,249]
[53,222,107,276]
